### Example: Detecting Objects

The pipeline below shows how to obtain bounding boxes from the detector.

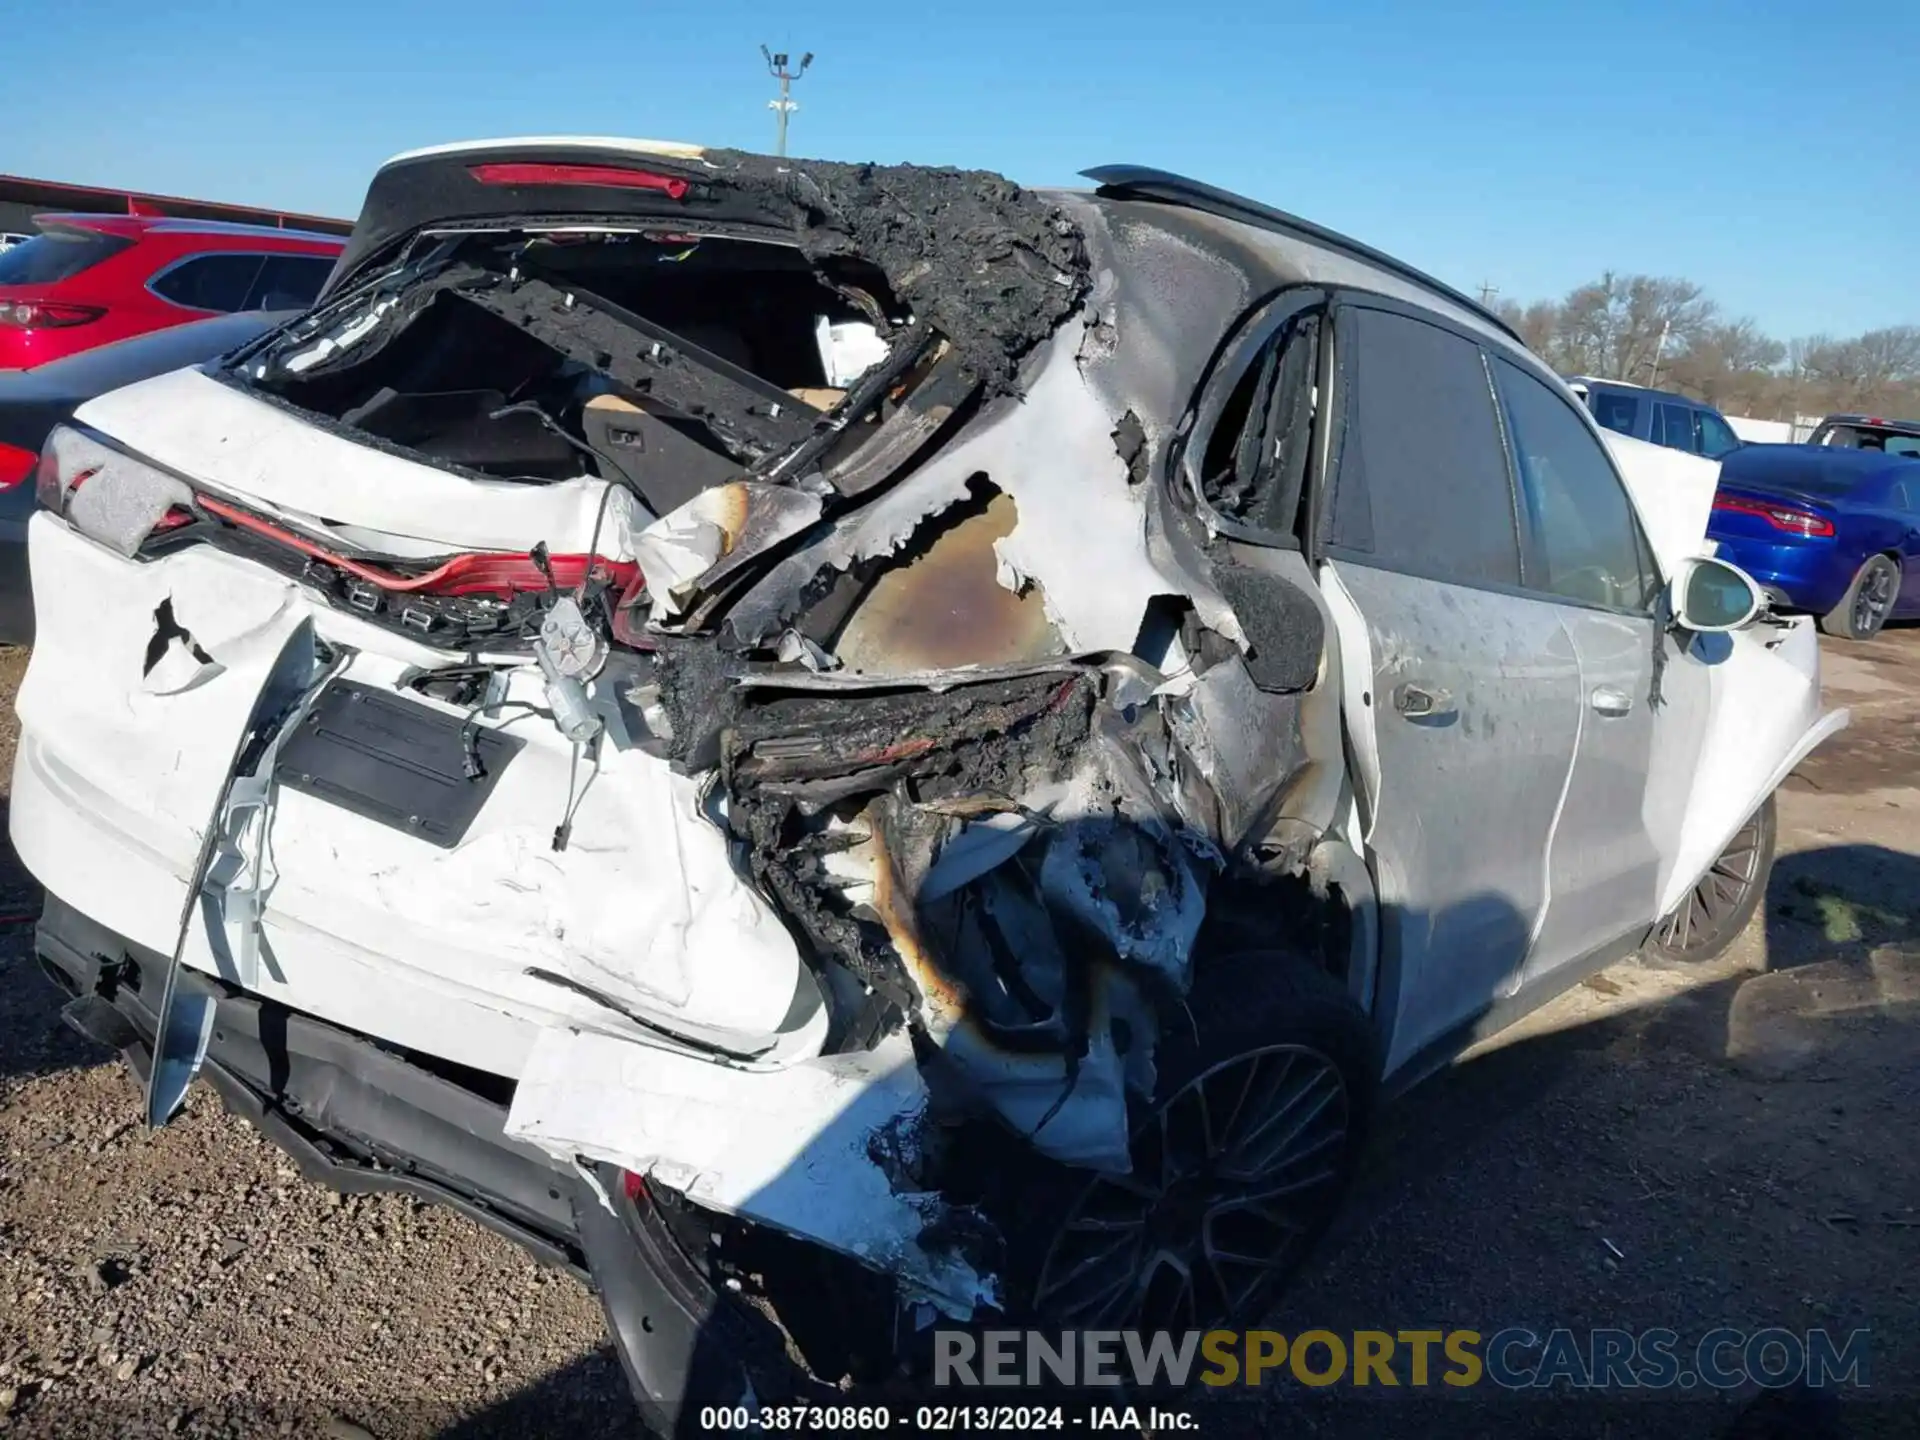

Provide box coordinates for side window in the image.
[241,254,334,312]
[1696,410,1741,460]
[150,253,268,313]
[1495,358,1662,613]
[1198,309,1321,538]
[1592,391,1641,437]
[1653,402,1701,453]
[1323,305,1520,587]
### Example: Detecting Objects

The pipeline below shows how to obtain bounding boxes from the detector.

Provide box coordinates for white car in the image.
[15,139,1845,1427]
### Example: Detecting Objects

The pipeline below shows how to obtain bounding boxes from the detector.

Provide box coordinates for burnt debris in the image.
[705,152,1093,398]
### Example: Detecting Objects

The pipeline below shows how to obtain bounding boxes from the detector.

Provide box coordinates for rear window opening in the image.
[0,224,133,285]
[237,230,908,510]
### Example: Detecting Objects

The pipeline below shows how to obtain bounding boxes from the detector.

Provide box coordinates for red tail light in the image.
[468,162,690,200]
[0,301,105,329]
[196,493,638,597]
[621,1170,649,1203]
[0,443,36,489]
[1713,494,1834,537]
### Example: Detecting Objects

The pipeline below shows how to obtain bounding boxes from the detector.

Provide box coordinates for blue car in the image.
[1567,376,1744,460]
[1708,417,1920,639]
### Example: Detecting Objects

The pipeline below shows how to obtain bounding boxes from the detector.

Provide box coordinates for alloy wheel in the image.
[1654,807,1768,953]
[1853,561,1897,637]
[1032,1044,1351,1333]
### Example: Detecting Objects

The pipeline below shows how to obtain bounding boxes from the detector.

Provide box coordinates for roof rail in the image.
[1082,165,1523,345]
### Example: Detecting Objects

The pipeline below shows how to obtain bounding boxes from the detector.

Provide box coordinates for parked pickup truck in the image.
[1708,413,1920,639]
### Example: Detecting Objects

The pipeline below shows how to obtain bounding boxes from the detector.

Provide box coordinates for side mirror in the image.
[1671,556,1765,632]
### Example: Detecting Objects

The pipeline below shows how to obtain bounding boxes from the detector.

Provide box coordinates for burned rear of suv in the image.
[22,144,1369,1397]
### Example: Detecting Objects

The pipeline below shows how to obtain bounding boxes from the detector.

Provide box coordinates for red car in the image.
[0,213,343,369]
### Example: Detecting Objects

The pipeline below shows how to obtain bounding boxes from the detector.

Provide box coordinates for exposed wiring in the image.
[553,736,604,852]
[486,400,635,604]
[460,698,549,779]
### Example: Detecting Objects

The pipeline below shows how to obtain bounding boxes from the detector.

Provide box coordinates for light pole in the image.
[761,46,813,157]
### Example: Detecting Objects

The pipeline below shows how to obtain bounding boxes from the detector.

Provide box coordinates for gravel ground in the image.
[3,630,1918,1439]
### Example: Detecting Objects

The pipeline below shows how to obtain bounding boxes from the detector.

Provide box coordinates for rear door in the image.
[1490,357,1671,986]
[1317,300,1581,1074]
[1889,477,1920,615]
[1652,401,1703,455]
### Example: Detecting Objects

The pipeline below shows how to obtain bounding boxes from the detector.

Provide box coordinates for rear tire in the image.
[1642,793,1777,966]
[1013,955,1378,1334]
[1818,554,1899,640]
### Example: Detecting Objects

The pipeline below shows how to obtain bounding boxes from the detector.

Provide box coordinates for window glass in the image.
[1199,309,1320,537]
[241,254,333,311]
[0,226,132,284]
[1654,402,1700,453]
[1696,410,1741,459]
[149,254,267,313]
[1885,435,1920,458]
[1496,358,1662,612]
[1325,306,1520,586]
[1591,390,1640,437]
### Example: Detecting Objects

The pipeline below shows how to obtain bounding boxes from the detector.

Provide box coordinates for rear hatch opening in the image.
[235,228,909,502]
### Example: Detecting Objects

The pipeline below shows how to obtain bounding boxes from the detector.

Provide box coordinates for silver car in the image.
[16,140,1845,1425]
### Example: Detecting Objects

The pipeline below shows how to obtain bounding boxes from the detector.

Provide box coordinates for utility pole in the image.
[760,45,813,157]
[1477,281,1499,308]
[1647,318,1671,387]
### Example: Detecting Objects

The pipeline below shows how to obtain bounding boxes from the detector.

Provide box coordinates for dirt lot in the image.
[2,629,1917,1438]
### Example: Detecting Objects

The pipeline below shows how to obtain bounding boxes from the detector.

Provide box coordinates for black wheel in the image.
[1643,792,1777,965]
[1819,554,1900,640]
[1023,957,1376,1333]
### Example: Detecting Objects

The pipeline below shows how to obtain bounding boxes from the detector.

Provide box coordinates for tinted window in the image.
[241,254,333,312]
[1199,308,1320,537]
[1325,306,1520,587]
[28,310,283,391]
[0,225,133,284]
[149,254,267,313]
[1696,409,1740,459]
[1591,390,1640,436]
[1496,359,1661,613]
[1886,435,1920,458]
[1654,403,1700,453]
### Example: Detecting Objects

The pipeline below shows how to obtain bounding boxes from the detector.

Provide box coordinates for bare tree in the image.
[1491,274,1917,422]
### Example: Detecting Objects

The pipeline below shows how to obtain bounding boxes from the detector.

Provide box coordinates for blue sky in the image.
[12,0,1915,340]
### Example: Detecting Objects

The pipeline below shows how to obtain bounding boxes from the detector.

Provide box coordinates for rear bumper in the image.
[1708,533,1855,615]
[32,890,743,1434]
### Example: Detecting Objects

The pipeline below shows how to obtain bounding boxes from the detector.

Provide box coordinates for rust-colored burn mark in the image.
[831,490,1063,675]
[865,802,969,1030]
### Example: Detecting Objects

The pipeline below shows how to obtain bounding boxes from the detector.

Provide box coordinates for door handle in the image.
[1392,682,1455,721]
[1590,685,1635,717]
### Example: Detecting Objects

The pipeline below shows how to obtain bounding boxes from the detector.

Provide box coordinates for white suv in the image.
[15,140,1846,1428]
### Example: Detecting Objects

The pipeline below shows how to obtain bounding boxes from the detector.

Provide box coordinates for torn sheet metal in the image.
[506,1026,997,1317]
[1652,615,1849,918]
[632,481,823,622]
[830,491,1062,676]
[724,316,1240,658]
